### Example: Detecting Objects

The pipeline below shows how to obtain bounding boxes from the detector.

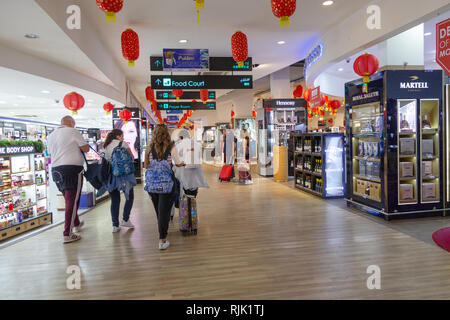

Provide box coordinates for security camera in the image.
[55,99,60,104]
[346,58,351,63]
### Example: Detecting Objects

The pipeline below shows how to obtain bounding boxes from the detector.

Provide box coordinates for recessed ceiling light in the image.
[338,68,344,71]
[0,101,6,104]
[277,41,285,45]
[179,39,188,43]
[322,1,334,6]
[424,32,432,36]
[41,90,50,94]
[24,33,39,39]
[17,95,26,99]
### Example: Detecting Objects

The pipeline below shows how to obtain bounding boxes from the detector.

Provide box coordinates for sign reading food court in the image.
[151,75,253,89]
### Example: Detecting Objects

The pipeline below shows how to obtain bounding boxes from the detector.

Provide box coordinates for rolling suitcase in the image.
[219,164,234,182]
[179,195,198,235]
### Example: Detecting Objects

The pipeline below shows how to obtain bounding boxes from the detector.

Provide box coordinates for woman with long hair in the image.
[144,124,184,250]
[104,129,136,232]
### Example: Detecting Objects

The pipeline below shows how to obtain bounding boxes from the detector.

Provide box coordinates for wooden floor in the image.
[1,165,450,300]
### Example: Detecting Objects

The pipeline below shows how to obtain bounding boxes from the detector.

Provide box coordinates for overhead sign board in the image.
[151,75,253,89]
[157,101,216,111]
[163,49,209,71]
[436,18,450,75]
[156,91,216,100]
[150,56,252,71]
[263,99,307,109]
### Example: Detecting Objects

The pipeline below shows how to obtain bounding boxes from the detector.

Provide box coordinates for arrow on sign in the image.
[155,79,162,85]
[155,60,161,67]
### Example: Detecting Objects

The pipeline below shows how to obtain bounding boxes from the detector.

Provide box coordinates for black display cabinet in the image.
[294,132,345,198]
[345,70,444,219]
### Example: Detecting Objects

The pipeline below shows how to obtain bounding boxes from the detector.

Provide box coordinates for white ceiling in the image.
[0,66,123,129]
[0,0,114,87]
[80,0,373,102]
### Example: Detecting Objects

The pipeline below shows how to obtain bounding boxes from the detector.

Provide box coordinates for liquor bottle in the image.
[422,114,431,129]
[400,114,410,132]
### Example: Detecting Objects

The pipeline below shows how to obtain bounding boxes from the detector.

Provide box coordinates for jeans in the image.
[109,188,134,227]
[149,192,174,239]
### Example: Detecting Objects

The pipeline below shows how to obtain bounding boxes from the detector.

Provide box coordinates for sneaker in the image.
[120,219,135,228]
[158,240,170,250]
[72,221,84,233]
[63,234,81,243]
[112,226,121,233]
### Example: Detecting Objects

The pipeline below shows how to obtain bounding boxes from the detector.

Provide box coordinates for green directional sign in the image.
[156,91,216,100]
[157,101,216,110]
[151,75,252,89]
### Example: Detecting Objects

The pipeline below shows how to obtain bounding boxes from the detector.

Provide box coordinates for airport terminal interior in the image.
[0,0,450,300]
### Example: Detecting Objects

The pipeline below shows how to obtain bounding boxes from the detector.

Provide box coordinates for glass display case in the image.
[294,132,345,198]
[346,70,444,219]
[0,149,52,242]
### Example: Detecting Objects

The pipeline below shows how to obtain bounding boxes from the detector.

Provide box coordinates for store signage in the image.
[166,110,183,114]
[167,116,179,122]
[157,101,216,110]
[156,91,216,100]
[309,86,321,108]
[151,75,253,89]
[151,56,252,71]
[0,144,35,155]
[162,49,209,71]
[263,99,307,109]
[304,44,323,75]
[400,81,429,89]
[352,91,380,102]
[3,122,13,128]
[112,108,141,119]
[436,18,450,75]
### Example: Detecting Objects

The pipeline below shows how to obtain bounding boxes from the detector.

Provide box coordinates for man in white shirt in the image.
[47,116,89,243]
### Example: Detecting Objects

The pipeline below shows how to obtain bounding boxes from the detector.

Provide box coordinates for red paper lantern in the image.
[103,102,114,115]
[145,86,155,104]
[353,53,379,93]
[293,85,303,99]
[231,31,248,67]
[320,95,326,107]
[172,89,183,101]
[252,108,257,118]
[194,0,205,24]
[231,109,235,121]
[199,89,209,104]
[63,92,85,115]
[119,109,132,123]
[271,0,296,27]
[96,0,123,22]
[304,88,312,102]
[329,100,341,111]
[187,110,193,117]
[307,112,313,119]
[121,29,139,67]
[189,125,194,130]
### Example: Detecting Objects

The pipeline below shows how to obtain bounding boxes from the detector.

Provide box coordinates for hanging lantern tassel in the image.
[195,0,204,24]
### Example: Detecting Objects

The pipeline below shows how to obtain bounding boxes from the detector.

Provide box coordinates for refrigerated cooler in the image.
[345,70,444,219]
[256,99,307,177]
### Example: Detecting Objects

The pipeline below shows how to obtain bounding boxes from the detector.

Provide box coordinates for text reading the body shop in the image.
[0,145,34,155]
[186,304,264,317]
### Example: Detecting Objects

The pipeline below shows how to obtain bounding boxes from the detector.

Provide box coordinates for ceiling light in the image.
[0,101,6,104]
[41,90,50,94]
[17,95,26,99]
[338,68,344,71]
[87,99,94,102]
[424,32,432,36]
[179,39,188,43]
[13,104,18,107]
[24,33,39,39]
[277,41,285,45]
[322,1,334,6]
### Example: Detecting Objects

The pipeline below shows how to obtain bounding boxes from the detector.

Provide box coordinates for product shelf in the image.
[354,175,381,183]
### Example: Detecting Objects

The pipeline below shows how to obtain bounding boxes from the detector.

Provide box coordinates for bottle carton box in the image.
[422,183,436,200]
[400,184,414,201]
[400,138,415,155]
[400,162,414,178]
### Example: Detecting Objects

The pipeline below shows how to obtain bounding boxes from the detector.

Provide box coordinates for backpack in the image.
[144,147,174,194]
[111,142,134,177]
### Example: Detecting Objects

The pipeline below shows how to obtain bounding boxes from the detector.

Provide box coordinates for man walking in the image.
[47,116,89,243]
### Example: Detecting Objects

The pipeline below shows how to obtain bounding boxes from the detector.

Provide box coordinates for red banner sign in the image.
[436,18,450,76]
[309,86,321,108]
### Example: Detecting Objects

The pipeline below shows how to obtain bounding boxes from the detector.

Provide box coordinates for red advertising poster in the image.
[436,18,450,75]
[309,86,321,108]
